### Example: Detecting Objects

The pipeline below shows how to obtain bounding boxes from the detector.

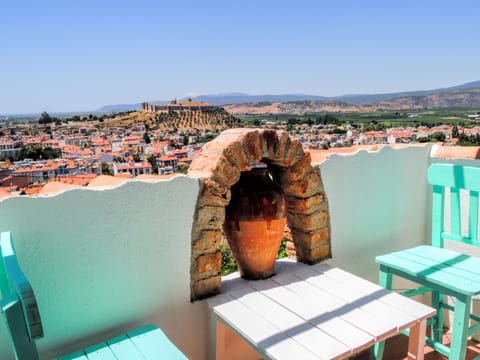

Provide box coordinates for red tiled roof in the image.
[157,155,177,161]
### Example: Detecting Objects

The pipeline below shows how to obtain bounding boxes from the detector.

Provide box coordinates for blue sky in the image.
[1,0,479,114]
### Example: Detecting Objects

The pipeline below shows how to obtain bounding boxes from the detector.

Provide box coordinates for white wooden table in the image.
[207,259,436,360]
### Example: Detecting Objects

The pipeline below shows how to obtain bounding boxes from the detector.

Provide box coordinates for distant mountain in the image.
[96,103,142,113]
[96,80,480,113]
[336,80,480,105]
[224,88,480,114]
[190,93,328,105]
[376,88,480,109]
[95,94,328,112]
[96,99,169,113]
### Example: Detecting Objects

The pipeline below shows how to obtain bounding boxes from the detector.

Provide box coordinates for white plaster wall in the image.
[0,176,209,360]
[0,147,463,359]
[319,145,433,283]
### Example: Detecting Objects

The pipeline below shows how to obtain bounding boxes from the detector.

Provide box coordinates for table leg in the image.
[210,312,217,360]
[407,319,427,360]
[210,312,227,360]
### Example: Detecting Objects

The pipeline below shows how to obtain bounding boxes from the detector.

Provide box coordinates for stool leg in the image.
[370,265,393,360]
[408,319,427,360]
[448,294,470,360]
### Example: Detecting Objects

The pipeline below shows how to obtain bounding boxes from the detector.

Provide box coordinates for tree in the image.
[143,132,151,144]
[147,155,158,174]
[101,162,112,175]
[452,125,459,138]
[417,137,430,143]
[19,145,60,160]
[38,111,53,124]
[287,118,297,126]
[431,132,446,142]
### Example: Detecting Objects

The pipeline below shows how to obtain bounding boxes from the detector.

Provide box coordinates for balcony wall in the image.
[0,176,204,359]
[320,145,433,281]
[0,144,479,359]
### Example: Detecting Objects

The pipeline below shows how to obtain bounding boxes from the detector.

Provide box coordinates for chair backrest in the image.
[0,231,43,359]
[428,163,480,248]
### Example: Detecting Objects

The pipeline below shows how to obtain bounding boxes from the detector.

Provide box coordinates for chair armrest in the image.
[0,231,43,340]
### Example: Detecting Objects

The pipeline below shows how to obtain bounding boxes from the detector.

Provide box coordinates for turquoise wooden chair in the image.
[375,163,480,360]
[0,231,188,359]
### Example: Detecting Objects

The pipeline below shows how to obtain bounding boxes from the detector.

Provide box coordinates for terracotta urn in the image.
[224,163,287,279]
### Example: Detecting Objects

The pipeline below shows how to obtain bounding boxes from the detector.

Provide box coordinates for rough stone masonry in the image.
[188,128,331,301]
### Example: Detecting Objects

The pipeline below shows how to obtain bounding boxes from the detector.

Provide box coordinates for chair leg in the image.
[378,265,393,290]
[370,342,385,360]
[431,290,444,343]
[2,296,40,360]
[448,294,471,360]
[370,265,393,360]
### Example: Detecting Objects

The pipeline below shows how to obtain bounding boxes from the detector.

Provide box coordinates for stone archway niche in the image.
[188,129,331,301]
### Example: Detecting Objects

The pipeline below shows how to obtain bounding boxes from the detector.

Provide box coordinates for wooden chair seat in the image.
[56,325,187,359]
[377,245,480,296]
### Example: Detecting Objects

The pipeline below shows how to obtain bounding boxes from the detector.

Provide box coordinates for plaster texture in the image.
[0,176,205,359]
[1,144,475,359]
[319,145,433,282]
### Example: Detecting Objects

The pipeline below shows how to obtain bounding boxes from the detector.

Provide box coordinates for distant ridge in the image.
[336,80,480,105]
[96,80,480,112]
[191,93,328,105]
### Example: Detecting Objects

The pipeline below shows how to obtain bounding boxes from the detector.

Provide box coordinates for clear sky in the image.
[1,0,479,114]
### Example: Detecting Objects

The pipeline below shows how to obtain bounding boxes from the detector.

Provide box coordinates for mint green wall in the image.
[320,145,433,282]
[0,147,450,359]
[0,176,204,359]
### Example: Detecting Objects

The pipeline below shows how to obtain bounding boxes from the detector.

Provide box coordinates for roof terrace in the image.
[1,129,480,359]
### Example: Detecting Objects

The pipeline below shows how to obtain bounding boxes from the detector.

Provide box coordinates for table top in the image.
[207,259,435,360]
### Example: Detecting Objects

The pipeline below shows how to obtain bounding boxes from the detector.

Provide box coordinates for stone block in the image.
[280,139,304,167]
[290,228,329,249]
[192,230,222,255]
[286,193,325,214]
[187,169,212,180]
[295,243,331,264]
[195,251,222,275]
[199,140,225,157]
[212,156,241,187]
[242,131,262,163]
[197,179,231,207]
[287,210,329,232]
[194,206,225,232]
[221,128,258,137]
[284,168,323,198]
[189,153,222,173]
[281,153,313,182]
[222,140,249,170]
[191,276,221,301]
[260,129,288,161]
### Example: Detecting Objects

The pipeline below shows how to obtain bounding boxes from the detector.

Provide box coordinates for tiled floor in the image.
[354,332,480,360]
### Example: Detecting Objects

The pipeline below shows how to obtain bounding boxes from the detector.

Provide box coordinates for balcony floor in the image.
[354,331,480,360]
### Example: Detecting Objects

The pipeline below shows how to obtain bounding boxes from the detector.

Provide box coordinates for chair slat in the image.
[469,191,479,242]
[450,187,461,236]
[431,185,445,247]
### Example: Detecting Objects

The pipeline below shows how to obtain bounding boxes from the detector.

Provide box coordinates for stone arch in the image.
[188,129,331,301]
